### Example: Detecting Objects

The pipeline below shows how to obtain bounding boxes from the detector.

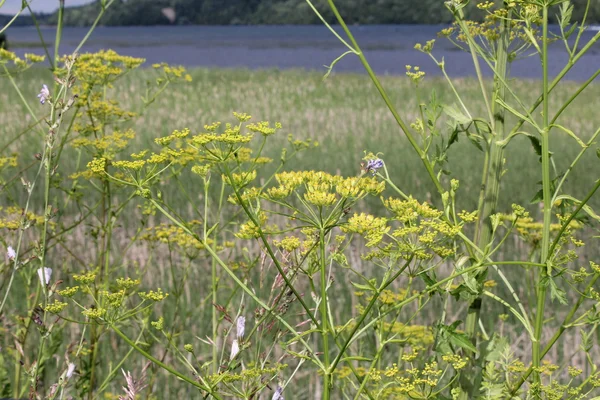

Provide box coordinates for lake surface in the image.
[5,25,600,80]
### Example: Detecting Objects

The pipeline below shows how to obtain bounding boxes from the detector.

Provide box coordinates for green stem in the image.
[72,0,118,55]
[336,264,498,349]
[204,178,219,375]
[549,179,600,257]
[304,0,357,53]
[2,65,44,135]
[224,168,319,326]
[110,324,219,398]
[550,69,600,126]
[329,257,413,371]
[14,285,41,397]
[533,5,552,385]
[53,0,64,69]
[94,328,145,399]
[26,5,53,69]
[353,343,387,400]
[508,30,600,137]
[0,1,31,34]
[89,180,112,399]
[465,6,511,368]
[551,127,600,204]
[148,198,325,369]
[320,228,331,400]
[511,273,600,394]
[325,0,444,196]
[27,20,73,389]
[455,9,494,126]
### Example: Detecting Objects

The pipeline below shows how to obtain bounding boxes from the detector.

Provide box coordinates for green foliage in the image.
[43,0,600,26]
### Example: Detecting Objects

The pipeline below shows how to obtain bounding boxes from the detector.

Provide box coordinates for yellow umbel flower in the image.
[342,213,390,247]
[223,170,257,187]
[44,300,68,314]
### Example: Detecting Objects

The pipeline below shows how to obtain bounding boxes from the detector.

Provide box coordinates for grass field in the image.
[5,67,599,211]
[1,66,600,398]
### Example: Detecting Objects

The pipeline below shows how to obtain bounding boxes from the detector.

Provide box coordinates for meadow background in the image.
[5,67,599,216]
[2,66,599,397]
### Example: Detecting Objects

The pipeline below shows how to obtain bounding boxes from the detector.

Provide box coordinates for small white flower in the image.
[37,84,50,105]
[230,340,240,361]
[7,246,16,260]
[37,267,52,286]
[236,316,245,339]
[272,386,284,400]
[66,363,76,378]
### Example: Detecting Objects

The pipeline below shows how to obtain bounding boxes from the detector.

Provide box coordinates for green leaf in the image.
[523,27,541,53]
[559,1,573,27]
[450,283,477,302]
[548,278,567,305]
[550,124,586,148]
[527,134,542,156]
[350,280,377,292]
[529,188,544,204]
[484,334,509,362]
[448,330,477,353]
[555,194,600,223]
[530,177,558,204]
[443,104,471,125]
[322,50,356,81]
[447,126,460,148]
[466,130,484,152]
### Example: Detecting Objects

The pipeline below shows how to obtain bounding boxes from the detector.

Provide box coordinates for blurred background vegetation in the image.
[1,0,599,26]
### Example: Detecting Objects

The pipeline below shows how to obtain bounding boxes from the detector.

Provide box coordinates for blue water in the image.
[5,25,600,80]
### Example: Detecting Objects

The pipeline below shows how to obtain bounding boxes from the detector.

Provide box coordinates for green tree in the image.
[40,0,600,26]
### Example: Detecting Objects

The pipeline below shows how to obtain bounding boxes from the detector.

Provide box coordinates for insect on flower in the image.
[236,316,245,339]
[7,246,16,260]
[37,84,50,105]
[365,158,384,175]
[37,267,52,286]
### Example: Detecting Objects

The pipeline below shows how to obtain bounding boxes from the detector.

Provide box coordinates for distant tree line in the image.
[0,14,39,27]
[3,0,600,26]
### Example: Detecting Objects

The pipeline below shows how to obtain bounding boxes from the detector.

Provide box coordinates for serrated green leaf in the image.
[548,278,568,305]
[466,131,484,152]
[495,97,536,127]
[449,330,477,353]
[551,123,586,148]
[555,194,600,223]
[443,104,471,125]
[527,134,542,156]
[350,280,376,292]
[447,126,460,148]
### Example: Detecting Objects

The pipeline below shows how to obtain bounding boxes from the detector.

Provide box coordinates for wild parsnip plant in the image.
[1,0,600,399]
